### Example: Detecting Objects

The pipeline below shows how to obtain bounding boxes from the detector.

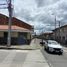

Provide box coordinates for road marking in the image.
[14,50,29,53]
[0,49,29,53]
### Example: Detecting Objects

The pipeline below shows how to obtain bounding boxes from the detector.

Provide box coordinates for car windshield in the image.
[48,41,58,44]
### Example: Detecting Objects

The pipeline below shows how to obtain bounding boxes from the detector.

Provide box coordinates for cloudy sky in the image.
[0,0,67,34]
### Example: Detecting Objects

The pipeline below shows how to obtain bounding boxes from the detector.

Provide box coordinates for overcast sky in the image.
[0,0,67,34]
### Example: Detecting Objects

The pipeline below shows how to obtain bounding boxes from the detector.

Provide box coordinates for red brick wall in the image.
[0,14,32,30]
[13,17,32,30]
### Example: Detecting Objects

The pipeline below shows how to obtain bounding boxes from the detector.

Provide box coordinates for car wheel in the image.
[47,47,50,52]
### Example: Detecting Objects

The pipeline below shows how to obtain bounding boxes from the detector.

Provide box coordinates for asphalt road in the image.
[41,47,67,67]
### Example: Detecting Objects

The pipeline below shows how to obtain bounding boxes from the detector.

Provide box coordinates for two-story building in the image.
[53,25,67,45]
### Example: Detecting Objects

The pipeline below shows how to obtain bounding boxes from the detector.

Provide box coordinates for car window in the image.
[48,42,52,44]
[48,41,58,44]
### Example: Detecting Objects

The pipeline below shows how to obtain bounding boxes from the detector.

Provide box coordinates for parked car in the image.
[44,40,63,55]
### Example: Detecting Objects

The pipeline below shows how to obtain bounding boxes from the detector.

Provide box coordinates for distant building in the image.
[43,32,53,40]
[53,25,67,45]
[0,14,34,45]
[39,31,53,40]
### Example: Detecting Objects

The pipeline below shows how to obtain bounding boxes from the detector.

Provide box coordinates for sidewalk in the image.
[23,50,49,67]
[0,39,50,67]
[62,46,67,52]
[0,38,42,50]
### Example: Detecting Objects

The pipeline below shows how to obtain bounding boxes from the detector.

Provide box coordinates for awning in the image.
[0,25,32,33]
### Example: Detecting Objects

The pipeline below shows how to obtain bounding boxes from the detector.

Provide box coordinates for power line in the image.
[6,0,9,5]
[0,7,7,9]
[0,0,8,9]
[0,4,6,5]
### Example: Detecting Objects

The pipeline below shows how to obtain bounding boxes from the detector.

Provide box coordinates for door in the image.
[18,33,27,45]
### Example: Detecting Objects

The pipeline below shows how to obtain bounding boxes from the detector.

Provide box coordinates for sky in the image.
[0,0,67,34]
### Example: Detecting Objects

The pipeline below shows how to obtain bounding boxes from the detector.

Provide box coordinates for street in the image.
[22,39,67,67]
[0,39,67,67]
[41,47,67,67]
[0,48,49,67]
[0,0,67,67]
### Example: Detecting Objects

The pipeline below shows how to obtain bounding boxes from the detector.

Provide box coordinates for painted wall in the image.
[0,32,4,37]
[11,32,18,37]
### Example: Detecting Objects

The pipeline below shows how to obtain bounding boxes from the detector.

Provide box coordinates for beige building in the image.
[53,25,67,44]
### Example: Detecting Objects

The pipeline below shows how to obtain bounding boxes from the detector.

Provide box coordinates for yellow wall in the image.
[27,33,31,39]
[0,32,4,37]
[0,31,32,39]
[11,32,18,37]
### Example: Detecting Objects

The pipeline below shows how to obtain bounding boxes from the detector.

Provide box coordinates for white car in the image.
[44,40,63,55]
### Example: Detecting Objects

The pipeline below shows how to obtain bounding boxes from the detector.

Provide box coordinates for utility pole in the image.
[0,0,13,47]
[59,21,60,42]
[42,30,44,46]
[55,15,56,40]
[51,14,57,40]
[34,32,36,43]
[7,0,12,47]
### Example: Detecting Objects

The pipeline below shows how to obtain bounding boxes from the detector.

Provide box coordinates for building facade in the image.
[53,25,67,45]
[0,14,33,45]
[39,32,53,40]
[43,32,53,40]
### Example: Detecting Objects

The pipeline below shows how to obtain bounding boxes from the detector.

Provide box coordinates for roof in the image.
[0,25,31,32]
[53,24,67,31]
[60,24,67,28]
[42,31,53,35]
[13,17,33,30]
[0,13,33,30]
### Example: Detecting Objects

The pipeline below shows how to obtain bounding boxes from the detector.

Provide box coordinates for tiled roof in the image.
[0,13,33,30]
[53,24,67,31]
